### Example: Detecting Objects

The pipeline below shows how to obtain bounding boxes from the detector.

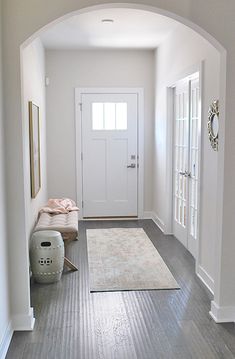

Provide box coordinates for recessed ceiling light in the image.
[101,19,114,24]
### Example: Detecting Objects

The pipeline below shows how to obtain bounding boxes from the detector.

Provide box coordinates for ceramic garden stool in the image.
[30,230,64,284]
[34,211,79,271]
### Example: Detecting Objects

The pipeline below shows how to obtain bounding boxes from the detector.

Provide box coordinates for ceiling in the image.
[40,8,179,50]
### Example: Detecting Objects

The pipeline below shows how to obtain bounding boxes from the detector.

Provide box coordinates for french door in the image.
[81,92,138,218]
[173,74,200,258]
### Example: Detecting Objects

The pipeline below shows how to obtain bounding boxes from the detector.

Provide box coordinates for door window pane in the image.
[116,103,127,129]
[104,103,115,130]
[92,102,127,130]
[92,103,104,130]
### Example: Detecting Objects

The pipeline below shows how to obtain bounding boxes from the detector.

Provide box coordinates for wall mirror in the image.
[208,100,219,151]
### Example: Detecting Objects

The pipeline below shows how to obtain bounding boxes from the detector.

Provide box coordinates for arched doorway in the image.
[6,2,227,332]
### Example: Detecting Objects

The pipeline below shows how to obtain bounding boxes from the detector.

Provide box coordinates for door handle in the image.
[179,171,191,178]
[127,163,136,168]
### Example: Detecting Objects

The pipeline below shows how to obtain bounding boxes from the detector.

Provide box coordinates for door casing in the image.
[75,87,144,220]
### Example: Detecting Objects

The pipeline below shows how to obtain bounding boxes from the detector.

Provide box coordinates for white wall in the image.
[22,38,48,238]
[154,25,220,289]
[1,37,49,333]
[45,49,155,212]
[0,1,11,356]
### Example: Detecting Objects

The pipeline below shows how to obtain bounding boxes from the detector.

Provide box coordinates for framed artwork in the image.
[29,101,41,198]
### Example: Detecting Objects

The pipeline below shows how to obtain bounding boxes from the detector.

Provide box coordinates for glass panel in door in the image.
[173,80,189,248]
[173,74,200,258]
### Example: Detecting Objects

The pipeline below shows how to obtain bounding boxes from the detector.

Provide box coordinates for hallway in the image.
[7,220,235,359]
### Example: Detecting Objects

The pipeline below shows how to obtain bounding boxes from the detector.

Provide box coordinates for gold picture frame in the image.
[29,101,41,198]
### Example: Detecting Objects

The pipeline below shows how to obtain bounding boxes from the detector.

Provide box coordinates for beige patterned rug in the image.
[87,228,179,292]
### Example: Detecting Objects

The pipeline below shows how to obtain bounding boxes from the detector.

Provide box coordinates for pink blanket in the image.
[39,198,79,215]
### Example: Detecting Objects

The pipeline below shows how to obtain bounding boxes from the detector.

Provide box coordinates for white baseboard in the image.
[210,301,235,323]
[143,211,165,233]
[197,265,214,294]
[12,307,35,331]
[0,321,13,359]
[151,213,165,233]
[0,308,35,358]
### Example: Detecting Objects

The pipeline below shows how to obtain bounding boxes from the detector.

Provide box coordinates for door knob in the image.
[179,171,191,178]
[127,164,136,168]
[185,170,192,178]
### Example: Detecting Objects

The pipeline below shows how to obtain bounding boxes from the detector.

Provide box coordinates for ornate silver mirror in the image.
[208,100,219,151]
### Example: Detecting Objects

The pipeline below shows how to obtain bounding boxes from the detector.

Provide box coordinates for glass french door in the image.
[173,74,200,258]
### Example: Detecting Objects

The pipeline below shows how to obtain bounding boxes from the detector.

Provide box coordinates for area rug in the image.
[86,228,179,292]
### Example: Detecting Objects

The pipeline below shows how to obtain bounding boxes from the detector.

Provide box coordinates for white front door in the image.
[173,74,200,258]
[81,93,138,218]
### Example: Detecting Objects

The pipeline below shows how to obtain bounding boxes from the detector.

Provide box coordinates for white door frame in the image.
[75,87,144,220]
[165,62,203,270]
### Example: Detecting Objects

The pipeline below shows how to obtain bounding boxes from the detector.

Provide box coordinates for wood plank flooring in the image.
[6,220,235,358]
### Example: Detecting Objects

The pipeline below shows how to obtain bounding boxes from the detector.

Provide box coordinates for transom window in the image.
[92,102,127,130]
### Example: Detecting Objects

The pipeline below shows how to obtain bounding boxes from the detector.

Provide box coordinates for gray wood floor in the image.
[6,220,235,359]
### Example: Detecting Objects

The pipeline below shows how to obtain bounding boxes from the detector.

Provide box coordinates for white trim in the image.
[0,322,13,359]
[75,89,83,221]
[164,87,174,234]
[197,265,214,295]
[166,63,203,89]
[210,301,235,323]
[75,87,144,219]
[144,211,174,234]
[195,62,204,275]
[12,307,35,331]
[143,211,164,231]
[144,211,166,233]
[152,213,165,233]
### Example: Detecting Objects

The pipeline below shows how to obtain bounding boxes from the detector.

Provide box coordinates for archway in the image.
[10,2,227,330]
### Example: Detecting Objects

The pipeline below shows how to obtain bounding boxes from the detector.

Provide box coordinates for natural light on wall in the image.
[92,102,127,130]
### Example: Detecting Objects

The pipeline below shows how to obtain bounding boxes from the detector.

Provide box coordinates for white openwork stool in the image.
[34,211,78,271]
[30,230,64,284]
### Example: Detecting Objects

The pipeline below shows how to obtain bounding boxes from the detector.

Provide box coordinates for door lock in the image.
[127,164,136,168]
